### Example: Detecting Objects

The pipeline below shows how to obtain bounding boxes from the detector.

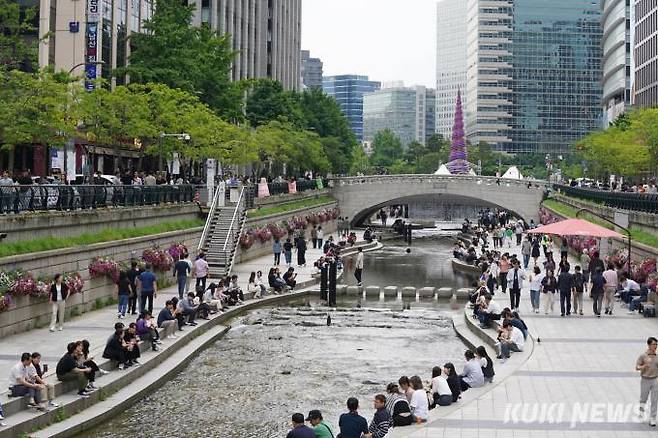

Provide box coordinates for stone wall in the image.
[0,204,201,242]
[235,201,338,263]
[0,227,202,337]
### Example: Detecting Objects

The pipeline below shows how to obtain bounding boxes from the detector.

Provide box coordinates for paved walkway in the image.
[391,235,658,438]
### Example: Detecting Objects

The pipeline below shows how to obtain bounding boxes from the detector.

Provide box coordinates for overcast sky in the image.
[301,0,438,88]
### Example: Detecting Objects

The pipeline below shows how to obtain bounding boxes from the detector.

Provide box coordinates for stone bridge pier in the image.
[330,175,548,226]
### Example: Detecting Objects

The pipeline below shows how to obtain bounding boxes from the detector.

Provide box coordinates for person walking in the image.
[272,238,282,266]
[354,247,364,286]
[506,260,526,311]
[580,249,591,293]
[602,263,619,315]
[521,236,532,269]
[637,337,658,427]
[127,261,140,315]
[541,270,557,314]
[117,270,131,318]
[531,237,541,266]
[194,253,209,297]
[295,234,307,267]
[137,264,157,315]
[173,255,191,300]
[572,265,585,315]
[499,255,510,294]
[515,222,524,246]
[283,238,293,266]
[528,266,544,314]
[557,265,573,317]
[316,226,324,249]
[590,267,606,317]
[49,273,69,332]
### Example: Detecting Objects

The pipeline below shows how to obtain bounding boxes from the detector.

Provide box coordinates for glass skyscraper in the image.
[466,0,603,154]
[323,75,381,143]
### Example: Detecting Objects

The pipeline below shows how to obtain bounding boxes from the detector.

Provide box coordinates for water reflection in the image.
[85,298,466,438]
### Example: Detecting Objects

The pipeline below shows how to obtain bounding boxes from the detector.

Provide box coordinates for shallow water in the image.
[85,298,466,438]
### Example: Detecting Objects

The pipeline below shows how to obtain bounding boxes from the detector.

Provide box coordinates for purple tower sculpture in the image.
[446,89,471,175]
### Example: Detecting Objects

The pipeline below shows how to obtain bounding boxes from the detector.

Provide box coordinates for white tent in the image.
[434,164,451,175]
[502,166,523,180]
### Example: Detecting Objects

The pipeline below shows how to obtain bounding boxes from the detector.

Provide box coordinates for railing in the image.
[555,184,658,214]
[197,183,223,253]
[221,186,246,275]
[331,174,549,190]
[261,179,327,196]
[0,184,197,213]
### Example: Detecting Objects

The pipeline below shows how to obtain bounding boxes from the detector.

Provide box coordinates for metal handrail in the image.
[198,185,223,253]
[222,186,246,253]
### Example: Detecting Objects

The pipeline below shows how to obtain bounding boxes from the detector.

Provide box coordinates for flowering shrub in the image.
[65,272,85,295]
[89,257,124,283]
[142,245,174,271]
[240,232,255,250]
[167,243,188,261]
[3,271,84,303]
[255,227,272,243]
[0,270,21,295]
[0,294,11,312]
[268,223,287,240]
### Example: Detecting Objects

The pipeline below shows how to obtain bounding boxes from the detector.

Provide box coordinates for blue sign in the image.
[85,21,98,90]
[69,21,80,33]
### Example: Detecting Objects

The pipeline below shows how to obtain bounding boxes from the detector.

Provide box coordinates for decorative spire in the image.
[446,89,470,175]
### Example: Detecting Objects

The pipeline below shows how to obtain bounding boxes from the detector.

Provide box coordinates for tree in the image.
[577,126,650,177]
[370,129,403,168]
[349,145,371,175]
[119,0,241,120]
[403,141,428,166]
[245,79,304,128]
[426,133,450,163]
[0,0,38,71]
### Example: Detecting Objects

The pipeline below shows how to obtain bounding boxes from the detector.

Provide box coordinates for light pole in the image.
[63,61,105,184]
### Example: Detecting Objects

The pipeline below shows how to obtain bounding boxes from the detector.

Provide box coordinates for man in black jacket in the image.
[557,266,574,317]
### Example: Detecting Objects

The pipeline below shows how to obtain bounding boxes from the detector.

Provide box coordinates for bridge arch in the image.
[330,175,548,227]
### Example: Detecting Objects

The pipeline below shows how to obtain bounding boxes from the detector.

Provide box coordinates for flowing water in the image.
[85,237,474,438]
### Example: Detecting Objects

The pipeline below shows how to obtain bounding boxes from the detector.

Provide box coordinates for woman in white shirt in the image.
[528,266,544,314]
[430,366,453,407]
[247,272,261,298]
[409,375,429,422]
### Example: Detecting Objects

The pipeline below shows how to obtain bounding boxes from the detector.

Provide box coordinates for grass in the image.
[0,219,205,258]
[543,198,658,249]
[247,195,334,218]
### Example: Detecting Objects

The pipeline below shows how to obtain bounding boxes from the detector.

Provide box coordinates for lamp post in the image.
[63,61,105,184]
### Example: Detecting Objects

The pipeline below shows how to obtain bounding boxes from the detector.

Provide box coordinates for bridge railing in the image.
[0,184,197,214]
[330,174,549,190]
[555,184,658,214]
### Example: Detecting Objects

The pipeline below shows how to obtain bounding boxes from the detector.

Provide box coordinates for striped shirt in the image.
[368,408,392,438]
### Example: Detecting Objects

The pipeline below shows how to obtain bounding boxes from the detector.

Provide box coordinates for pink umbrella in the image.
[527,219,623,239]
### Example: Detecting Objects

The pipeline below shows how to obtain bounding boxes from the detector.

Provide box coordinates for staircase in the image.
[198,185,248,278]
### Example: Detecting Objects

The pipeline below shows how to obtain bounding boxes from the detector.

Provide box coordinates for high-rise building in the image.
[363,85,437,148]
[35,0,154,85]
[466,0,603,153]
[323,75,381,143]
[194,0,302,90]
[34,0,301,90]
[436,0,468,140]
[634,0,658,107]
[301,50,323,89]
[601,0,634,125]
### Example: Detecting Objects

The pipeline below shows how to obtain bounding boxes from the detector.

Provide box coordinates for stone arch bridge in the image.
[330,175,549,226]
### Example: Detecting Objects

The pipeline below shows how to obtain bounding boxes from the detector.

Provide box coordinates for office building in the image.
[601,0,634,125]
[363,85,437,148]
[34,0,301,90]
[301,50,323,89]
[436,0,468,139]
[194,0,302,90]
[635,0,658,107]
[466,0,603,153]
[323,75,381,143]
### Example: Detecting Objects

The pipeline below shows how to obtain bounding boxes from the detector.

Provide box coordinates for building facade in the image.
[466,0,603,154]
[363,85,437,148]
[436,0,468,140]
[35,0,301,90]
[601,0,633,125]
[634,0,658,107]
[323,75,381,143]
[301,50,323,89]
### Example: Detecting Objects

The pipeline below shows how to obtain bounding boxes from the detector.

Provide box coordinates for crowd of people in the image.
[286,346,496,437]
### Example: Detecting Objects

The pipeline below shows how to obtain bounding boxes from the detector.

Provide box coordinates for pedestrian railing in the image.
[0,184,197,213]
[261,179,327,196]
[555,184,658,214]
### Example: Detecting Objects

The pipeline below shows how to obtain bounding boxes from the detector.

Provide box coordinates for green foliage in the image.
[53,407,68,423]
[247,195,334,218]
[118,0,241,120]
[349,145,372,175]
[246,79,304,128]
[0,219,204,258]
[0,0,38,71]
[370,130,404,168]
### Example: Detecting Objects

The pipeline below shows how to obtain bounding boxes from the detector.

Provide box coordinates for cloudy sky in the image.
[301,0,438,87]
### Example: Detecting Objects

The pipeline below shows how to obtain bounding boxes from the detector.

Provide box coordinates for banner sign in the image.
[85,0,100,90]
